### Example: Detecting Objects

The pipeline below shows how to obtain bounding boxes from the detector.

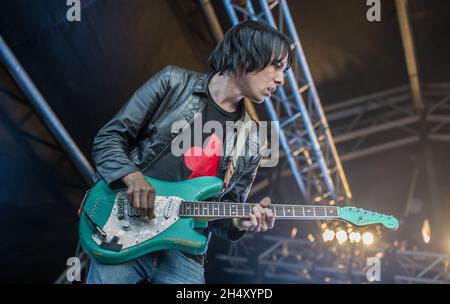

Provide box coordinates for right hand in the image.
[121,171,156,219]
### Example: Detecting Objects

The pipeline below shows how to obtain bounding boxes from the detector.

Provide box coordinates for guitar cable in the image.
[80,207,107,238]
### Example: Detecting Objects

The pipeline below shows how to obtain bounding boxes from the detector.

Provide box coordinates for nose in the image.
[274,70,285,86]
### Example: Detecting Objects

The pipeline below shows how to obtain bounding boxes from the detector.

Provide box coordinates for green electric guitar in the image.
[79,176,399,264]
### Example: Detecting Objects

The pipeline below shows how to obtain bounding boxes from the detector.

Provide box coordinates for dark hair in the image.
[208,21,293,76]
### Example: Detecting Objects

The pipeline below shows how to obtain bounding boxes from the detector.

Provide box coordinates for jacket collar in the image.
[192,72,212,94]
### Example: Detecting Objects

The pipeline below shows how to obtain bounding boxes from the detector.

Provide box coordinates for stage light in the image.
[349,231,362,243]
[336,230,348,244]
[282,242,289,257]
[362,231,374,245]
[322,229,335,242]
[422,219,431,244]
[291,227,298,238]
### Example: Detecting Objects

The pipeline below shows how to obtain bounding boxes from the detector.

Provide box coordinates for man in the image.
[86,20,292,284]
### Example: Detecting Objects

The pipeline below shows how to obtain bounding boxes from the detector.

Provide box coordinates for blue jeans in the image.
[86,250,205,284]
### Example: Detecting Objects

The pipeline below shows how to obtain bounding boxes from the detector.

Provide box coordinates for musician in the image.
[86,20,292,284]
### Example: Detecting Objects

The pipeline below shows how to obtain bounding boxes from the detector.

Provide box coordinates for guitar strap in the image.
[223,107,255,189]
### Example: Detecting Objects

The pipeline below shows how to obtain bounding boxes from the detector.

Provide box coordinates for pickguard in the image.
[91,192,183,250]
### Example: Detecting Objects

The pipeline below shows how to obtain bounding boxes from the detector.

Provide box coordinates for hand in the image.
[121,171,156,219]
[234,197,275,232]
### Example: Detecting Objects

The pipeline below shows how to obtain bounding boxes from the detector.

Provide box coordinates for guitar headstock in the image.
[339,206,399,230]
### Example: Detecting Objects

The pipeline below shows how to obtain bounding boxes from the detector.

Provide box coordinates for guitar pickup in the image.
[164,197,174,218]
[117,197,125,220]
[128,204,141,217]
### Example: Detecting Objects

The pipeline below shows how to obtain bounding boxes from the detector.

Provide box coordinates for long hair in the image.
[208,21,293,76]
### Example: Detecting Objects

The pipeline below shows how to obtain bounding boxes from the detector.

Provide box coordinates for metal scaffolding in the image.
[218,80,450,284]
[222,0,352,204]
[216,234,450,284]
[214,1,450,284]
[0,34,94,284]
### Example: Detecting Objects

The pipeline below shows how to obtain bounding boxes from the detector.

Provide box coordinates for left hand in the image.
[235,197,275,232]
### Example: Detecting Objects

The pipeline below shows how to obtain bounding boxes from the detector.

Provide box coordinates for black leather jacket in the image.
[92,65,264,241]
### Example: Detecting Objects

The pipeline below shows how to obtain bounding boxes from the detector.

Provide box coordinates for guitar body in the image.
[79,176,223,264]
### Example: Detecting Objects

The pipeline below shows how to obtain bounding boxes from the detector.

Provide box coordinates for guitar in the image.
[79,176,399,264]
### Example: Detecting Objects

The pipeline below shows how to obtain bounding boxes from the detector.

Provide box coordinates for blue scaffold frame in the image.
[223,0,352,203]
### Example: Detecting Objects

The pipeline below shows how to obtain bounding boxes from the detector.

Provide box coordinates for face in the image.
[236,57,288,103]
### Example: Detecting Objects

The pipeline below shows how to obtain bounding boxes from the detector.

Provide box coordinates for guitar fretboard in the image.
[178,202,340,219]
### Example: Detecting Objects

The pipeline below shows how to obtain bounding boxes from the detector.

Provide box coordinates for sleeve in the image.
[209,154,263,242]
[92,65,174,187]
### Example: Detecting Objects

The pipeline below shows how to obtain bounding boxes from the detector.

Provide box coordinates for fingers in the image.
[252,206,261,232]
[259,197,273,231]
[260,196,271,208]
[141,190,151,218]
[126,180,156,219]
[147,188,156,219]
[126,189,134,209]
[246,197,274,232]
[132,188,141,211]
[249,213,258,231]
[138,190,146,216]
[140,186,155,219]
[238,198,275,232]
[266,208,275,229]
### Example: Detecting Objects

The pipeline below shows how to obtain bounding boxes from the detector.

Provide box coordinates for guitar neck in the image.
[179,201,340,220]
